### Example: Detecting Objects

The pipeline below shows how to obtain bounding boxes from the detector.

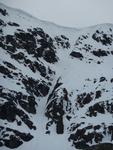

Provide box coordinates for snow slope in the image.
[0,2,113,150]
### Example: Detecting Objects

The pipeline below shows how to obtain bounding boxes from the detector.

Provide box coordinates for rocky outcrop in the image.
[0,126,33,149]
[0,3,113,150]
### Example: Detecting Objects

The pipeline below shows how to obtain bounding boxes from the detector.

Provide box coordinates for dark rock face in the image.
[99,77,107,82]
[95,90,101,99]
[86,103,105,117]
[91,143,113,150]
[75,34,89,47]
[0,126,33,149]
[7,22,20,27]
[0,6,58,148]
[73,28,113,64]
[0,27,58,64]
[0,86,36,129]
[111,78,113,83]
[92,49,108,57]
[45,78,71,134]
[76,92,94,108]
[22,77,50,97]
[86,101,113,117]
[45,79,64,134]
[0,101,17,122]
[54,35,70,49]
[0,19,6,26]
[92,30,113,46]
[43,48,58,63]
[0,4,113,150]
[70,51,83,59]
[68,123,113,149]
[0,8,8,16]
[67,75,113,149]
[0,65,12,78]
[3,61,16,70]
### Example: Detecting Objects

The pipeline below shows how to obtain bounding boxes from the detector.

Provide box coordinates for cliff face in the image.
[0,3,113,150]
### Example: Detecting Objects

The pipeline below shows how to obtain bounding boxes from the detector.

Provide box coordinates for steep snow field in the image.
[0,2,113,150]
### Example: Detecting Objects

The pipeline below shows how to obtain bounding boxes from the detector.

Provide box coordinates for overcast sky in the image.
[1,0,113,28]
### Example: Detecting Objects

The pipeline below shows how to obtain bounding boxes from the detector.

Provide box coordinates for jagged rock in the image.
[76,92,94,108]
[54,35,70,48]
[92,49,108,57]
[92,30,113,46]
[0,101,17,122]
[7,22,20,27]
[99,76,107,82]
[3,61,16,70]
[70,51,83,59]
[0,126,33,149]
[0,3,113,150]
[0,19,6,26]
[0,8,8,16]
[92,143,113,150]
[95,90,101,99]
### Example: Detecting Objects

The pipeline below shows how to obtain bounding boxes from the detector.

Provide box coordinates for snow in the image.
[0,2,113,150]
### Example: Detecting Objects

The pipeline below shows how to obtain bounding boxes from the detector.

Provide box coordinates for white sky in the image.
[1,0,113,28]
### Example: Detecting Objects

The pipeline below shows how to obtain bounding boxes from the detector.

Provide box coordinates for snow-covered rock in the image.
[0,3,113,150]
